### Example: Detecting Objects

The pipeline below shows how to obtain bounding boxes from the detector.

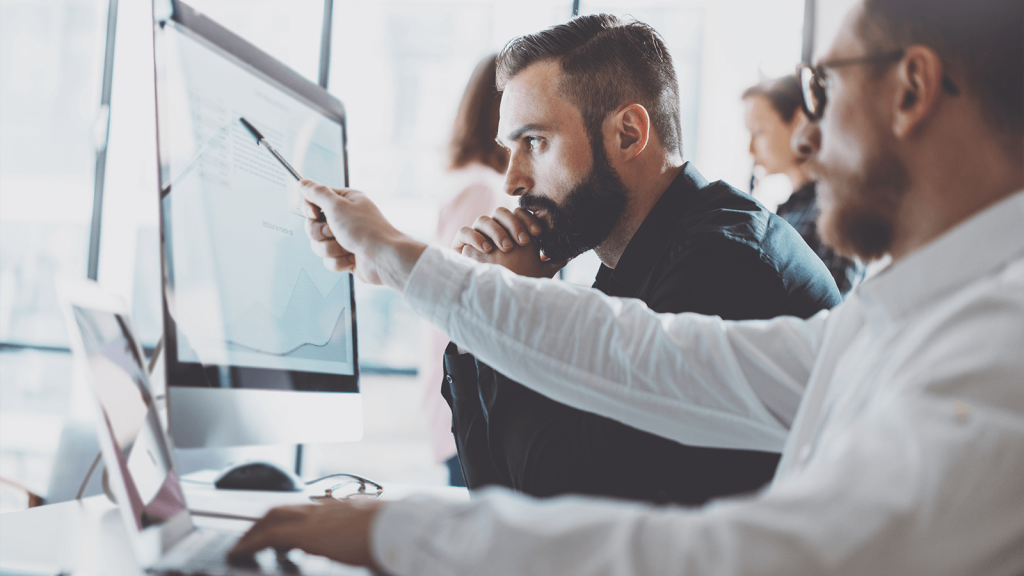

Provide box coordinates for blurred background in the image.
[0,0,838,511]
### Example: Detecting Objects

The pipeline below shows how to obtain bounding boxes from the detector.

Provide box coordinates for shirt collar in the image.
[788,181,817,202]
[594,162,708,297]
[858,190,1024,330]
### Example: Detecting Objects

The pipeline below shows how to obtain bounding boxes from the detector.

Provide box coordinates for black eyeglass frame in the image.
[797,49,960,121]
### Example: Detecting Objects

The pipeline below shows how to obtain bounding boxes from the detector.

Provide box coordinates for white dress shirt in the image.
[373,190,1024,576]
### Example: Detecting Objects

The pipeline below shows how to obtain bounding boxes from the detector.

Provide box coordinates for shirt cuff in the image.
[403,245,474,334]
[371,497,455,576]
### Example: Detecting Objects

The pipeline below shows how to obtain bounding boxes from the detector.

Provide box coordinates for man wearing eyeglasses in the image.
[230,0,1024,574]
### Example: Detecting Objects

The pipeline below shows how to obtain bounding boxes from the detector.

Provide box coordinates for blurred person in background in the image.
[744,75,865,295]
[421,54,513,486]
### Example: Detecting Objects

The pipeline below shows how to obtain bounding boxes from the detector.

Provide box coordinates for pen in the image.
[239,117,324,221]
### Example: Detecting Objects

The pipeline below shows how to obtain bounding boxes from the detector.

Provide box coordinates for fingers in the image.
[324,254,355,273]
[308,235,349,259]
[229,506,304,558]
[302,199,323,222]
[228,500,382,570]
[472,215,516,252]
[308,237,355,272]
[298,180,335,217]
[460,245,489,263]
[452,226,494,254]
[299,180,360,222]
[305,219,335,242]
[515,207,543,236]
[302,205,353,273]
[492,207,540,246]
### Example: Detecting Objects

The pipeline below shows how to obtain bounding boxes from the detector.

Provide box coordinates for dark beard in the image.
[817,147,909,261]
[519,144,629,261]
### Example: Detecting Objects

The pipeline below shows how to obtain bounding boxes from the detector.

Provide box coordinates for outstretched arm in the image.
[301,180,824,451]
[232,364,1024,576]
[404,246,822,452]
[229,286,1024,576]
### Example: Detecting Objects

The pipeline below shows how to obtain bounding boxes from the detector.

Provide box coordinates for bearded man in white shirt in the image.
[229,0,1024,574]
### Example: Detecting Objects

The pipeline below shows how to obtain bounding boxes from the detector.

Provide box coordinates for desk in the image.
[0,483,468,575]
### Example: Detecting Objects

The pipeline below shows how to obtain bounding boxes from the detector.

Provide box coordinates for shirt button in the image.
[446,375,453,384]
[798,445,812,462]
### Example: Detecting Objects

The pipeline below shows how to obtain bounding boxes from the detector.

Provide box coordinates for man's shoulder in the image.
[668,179,792,258]
[660,180,842,312]
[887,256,1024,402]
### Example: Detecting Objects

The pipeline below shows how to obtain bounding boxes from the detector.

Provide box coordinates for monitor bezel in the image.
[153,0,360,405]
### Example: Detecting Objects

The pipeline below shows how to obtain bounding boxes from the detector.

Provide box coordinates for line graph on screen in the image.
[223,268,350,362]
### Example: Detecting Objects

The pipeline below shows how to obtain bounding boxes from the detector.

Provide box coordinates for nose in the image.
[503,149,533,197]
[791,114,820,161]
[748,135,756,157]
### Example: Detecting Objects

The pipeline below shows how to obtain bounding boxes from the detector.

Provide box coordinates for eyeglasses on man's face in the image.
[797,49,960,121]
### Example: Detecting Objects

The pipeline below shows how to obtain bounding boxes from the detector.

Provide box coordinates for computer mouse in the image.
[213,462,304,492]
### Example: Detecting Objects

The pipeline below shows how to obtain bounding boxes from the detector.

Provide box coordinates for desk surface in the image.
[0,483,468,575]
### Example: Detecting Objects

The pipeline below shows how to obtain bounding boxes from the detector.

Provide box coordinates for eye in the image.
[524,136,541,152]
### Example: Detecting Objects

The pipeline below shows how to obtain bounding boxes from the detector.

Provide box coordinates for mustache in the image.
[519,193,560,217]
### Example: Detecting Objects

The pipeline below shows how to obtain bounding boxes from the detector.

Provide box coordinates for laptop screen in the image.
[71,305,185,531]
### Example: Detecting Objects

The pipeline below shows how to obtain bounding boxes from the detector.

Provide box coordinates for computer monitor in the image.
[153,0,361,448]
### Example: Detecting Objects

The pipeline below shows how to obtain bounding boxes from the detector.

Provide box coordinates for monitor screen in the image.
[71,305,185,531]
[156,13,358,393]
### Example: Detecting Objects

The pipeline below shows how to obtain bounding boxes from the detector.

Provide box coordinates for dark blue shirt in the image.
[442,163,841,505]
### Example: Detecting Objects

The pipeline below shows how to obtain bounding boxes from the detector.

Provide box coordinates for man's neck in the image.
[595,159,685,269]
[889,136,1023,263]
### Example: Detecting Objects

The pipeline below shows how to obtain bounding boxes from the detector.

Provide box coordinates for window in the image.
[0,0,107,347]
[0,0,110,506]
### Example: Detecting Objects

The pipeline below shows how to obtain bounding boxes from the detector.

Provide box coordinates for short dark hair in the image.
[449,54,510,173]
[742,75,804,123]
[861,0,1023,148]
[496,14,683,156]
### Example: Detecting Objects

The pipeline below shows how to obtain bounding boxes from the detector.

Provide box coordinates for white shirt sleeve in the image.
[376,251,1024,576]
[371,327,1024,576]
[402,246,828,453]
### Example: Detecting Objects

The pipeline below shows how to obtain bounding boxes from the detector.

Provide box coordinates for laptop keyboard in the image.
[150,527,367,575]
[151,529,286,575]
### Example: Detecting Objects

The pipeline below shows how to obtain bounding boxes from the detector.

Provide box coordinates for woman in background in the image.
[743,75,864,295]
[422,54,511,486]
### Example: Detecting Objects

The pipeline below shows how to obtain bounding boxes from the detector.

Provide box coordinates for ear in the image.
[891,45,945,139]
[790,111,817,161]
[605,103,650,162]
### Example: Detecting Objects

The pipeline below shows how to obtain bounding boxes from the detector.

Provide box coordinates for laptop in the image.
[59,279,366,576]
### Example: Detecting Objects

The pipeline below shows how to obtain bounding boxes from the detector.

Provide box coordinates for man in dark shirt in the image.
[447,163,840,505]
[440,16,841,506]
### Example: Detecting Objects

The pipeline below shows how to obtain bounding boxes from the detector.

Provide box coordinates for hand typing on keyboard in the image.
[227,498,385,571]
